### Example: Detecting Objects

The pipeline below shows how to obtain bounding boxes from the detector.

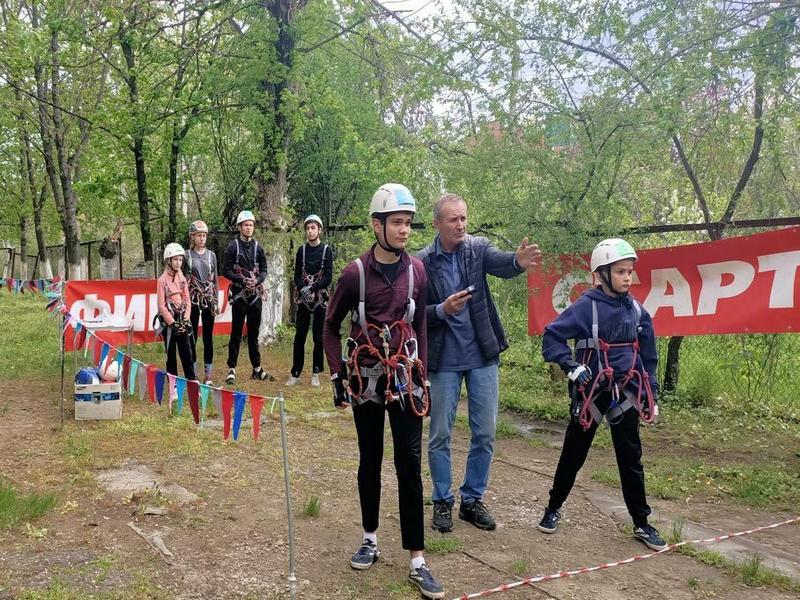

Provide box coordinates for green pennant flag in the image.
[199,384,210,427]
[129,360,140,396]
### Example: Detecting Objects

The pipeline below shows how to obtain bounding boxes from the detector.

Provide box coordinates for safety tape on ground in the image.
[454,515,800,600]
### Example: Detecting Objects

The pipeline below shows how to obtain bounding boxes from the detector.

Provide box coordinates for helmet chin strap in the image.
[375,216,403,256]
[598,266,624,296]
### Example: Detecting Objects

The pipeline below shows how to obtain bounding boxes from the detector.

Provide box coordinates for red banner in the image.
[64,279,233,350]
[528,227,800,336]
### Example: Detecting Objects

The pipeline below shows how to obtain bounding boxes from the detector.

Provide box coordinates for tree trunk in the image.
[49,30,82,279]
[254,0,307,344]
[120,17,154,275]
[33,185,53,278]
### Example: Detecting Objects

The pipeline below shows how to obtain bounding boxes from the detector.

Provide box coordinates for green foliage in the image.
[592,458,800,509]
[301,495,321,518]
[424,535,464,554]
[0,481,56,531]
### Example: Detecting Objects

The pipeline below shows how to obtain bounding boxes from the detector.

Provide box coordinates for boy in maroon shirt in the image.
[323,184,444,599]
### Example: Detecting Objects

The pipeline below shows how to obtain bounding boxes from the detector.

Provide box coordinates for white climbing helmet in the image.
[369,183,417,217]
[304,214,323,228]
[163,242,185,261]
[590,238,638,272]
[236,210,256,226]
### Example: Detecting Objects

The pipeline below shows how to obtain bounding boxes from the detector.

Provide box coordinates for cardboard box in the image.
[74,382,122,420]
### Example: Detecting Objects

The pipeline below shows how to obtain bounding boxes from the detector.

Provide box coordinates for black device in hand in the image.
[464,285,476,294]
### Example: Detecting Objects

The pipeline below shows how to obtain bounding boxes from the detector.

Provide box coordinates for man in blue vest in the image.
[418,193,541,533]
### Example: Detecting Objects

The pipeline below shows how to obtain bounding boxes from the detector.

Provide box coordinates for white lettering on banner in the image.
[551,271,592,314]
[114,294,148,332]
[643,268,694,318]
[757,250,800,309]
[70,294,111,322]
[696,260,755,316]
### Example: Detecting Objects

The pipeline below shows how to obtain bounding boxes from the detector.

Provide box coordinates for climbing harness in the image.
[293,244,330,311]
[152,299,195,360]
[342,258,429,417]
[571,299,656,431]
[187,250,218,312]
[228,239,267,306]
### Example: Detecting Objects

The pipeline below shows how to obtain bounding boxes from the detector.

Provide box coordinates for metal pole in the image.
[60,312,65,429]
[277,394,297,600]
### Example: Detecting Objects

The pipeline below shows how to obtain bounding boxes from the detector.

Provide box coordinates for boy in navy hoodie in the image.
[539,238,667,551]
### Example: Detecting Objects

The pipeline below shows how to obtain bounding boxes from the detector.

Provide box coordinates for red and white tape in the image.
[455,516,800,600]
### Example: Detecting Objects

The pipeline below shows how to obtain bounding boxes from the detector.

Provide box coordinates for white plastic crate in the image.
[74,382,122,420]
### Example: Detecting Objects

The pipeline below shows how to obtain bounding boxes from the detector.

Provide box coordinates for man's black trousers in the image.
[227,297,262,369]
[290,303,325,377]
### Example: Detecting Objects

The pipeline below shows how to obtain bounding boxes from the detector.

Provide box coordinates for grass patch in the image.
[678,546,800,593]
[510,558,529,576]
[0,294,61,381]
[0,482,56,530]
[495,418,521,439]
[425,535,464,554]
[301,495,321,518]
[591,457,800,509]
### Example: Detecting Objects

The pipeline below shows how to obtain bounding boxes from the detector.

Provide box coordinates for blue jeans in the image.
[427,363,499,505]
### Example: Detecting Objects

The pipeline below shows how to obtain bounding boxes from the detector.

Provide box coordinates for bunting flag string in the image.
[2,276,63,296]
[52,297,273,442]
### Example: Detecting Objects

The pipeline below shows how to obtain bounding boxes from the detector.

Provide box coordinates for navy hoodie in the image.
[542,287,659,396]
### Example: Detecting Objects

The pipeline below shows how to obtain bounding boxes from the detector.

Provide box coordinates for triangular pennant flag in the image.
[175,376,187,414]
[122,354,132,393]
[155,370,166,405]
[198,384,210,427]
[212,388,222,415]
[99,343,110,369]
[128,359,139,396]
[83,330,93,357]
[146,365,157,403]
[187,380,200,425]
[137,363,148,400]
[250,395,265,443]
[114,349,124,375]
[221,390,234,440]
[167,373,177,413]
[232,392,247,441]
[92,336,102,365]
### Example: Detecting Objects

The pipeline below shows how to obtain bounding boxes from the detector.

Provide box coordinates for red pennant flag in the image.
[122,354,132,393]
[250,395,265,443]
[221,390,234,440]
[187,380,200,425]
[92,337,103,366]
[75,327,87,351]
[146,365,158,404]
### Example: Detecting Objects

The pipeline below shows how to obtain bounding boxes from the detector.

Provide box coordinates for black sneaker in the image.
[251,367,276,381]
[537,507,561,533]
[349,539,380,570]
[408,564,444,599]
[431,500,453,533]
[634,524,668,551]
[458,500,496,531]
[225,368,235,385]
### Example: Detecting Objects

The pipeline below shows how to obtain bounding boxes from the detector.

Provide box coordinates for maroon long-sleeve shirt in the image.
[323,245,428,376]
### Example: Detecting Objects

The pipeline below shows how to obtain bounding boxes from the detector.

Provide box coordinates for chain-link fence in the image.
[655,333,799,416]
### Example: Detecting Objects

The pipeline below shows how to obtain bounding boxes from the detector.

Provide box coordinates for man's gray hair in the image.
[433,193,466,220]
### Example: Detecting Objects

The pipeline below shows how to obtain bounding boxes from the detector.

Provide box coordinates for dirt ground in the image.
[1,366,799,600]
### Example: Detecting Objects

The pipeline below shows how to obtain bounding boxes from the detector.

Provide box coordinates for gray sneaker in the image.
[408,564,444,599]
[350,539,380,570]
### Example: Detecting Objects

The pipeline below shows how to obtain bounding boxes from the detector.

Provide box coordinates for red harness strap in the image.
[576,339,656,431]
[346,320,429,417]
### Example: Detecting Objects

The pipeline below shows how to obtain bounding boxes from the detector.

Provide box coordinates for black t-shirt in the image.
[377,259,402,283]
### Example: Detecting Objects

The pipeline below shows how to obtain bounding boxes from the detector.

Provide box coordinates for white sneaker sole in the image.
[409,580,444,599]
[349,553,379,570]
[537,523,558,534]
